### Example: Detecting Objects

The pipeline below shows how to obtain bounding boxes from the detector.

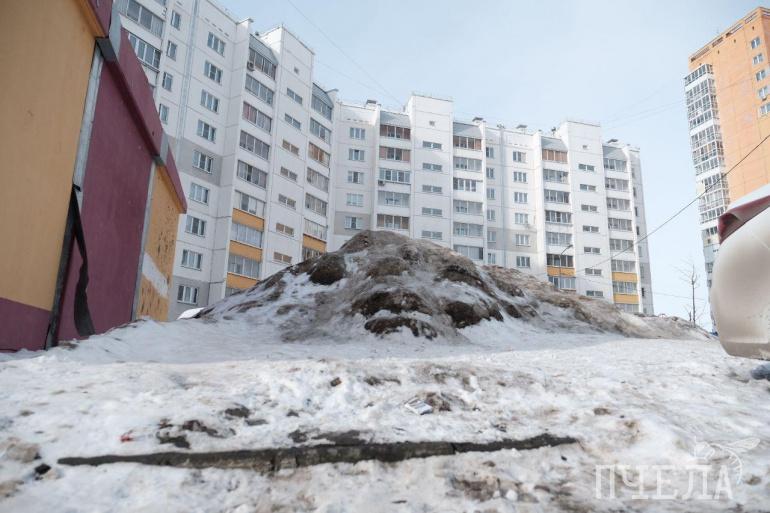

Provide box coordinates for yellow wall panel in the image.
[302,235,327,253]
[227,273,258,290]
[614,293,639,305]
[229,241,263,262]
[547,266,575,277]
[233,209,264,230]
[612,272,638,283]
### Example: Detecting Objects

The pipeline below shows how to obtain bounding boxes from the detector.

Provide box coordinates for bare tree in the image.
[677,260,702,326]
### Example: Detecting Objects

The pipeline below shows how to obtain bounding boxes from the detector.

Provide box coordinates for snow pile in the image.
[199,230,707,343]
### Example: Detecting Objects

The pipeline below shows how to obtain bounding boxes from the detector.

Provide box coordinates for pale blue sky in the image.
[225,0,760,322]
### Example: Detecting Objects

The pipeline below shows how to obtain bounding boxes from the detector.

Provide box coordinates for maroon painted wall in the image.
[58,62,154,341]
[0,298,50,351]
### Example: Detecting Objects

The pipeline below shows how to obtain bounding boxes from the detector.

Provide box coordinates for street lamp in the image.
[558,244,573,290]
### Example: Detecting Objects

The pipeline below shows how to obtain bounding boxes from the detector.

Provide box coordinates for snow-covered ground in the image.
[1,319,770,512]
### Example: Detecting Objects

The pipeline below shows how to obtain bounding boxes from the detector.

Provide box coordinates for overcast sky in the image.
[224,0,759,323]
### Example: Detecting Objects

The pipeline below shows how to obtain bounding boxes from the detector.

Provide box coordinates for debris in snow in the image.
[223,405,251,418]
[119,431,134,443]
[329,377,342,387]
[0,438,39,463]
[404,397,433,415]
[33,463,51,477]
[750,363,770,380]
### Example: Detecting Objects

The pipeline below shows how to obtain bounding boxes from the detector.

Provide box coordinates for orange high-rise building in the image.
[686,6,770,287]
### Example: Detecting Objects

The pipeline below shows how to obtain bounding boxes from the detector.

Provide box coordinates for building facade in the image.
[118,0,653,316]
[685,6,770,288]
[1,0,186,351]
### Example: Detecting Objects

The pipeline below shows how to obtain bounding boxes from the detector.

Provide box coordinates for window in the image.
[486,188,496,200]
[422,163,442,171]
[422,207,442,217]
[278,194,296,210]
[580,184,597,192]
[127,32,160,70]
[378,191,410,207]
[237,160,267,188]
[583,225,599,233]
[189,183,209,204]
[454,222,483,238]
[422,184,442,194]
[274,252,292,265]
[421,230,442,240]
[306,167,329,192]
[453,178,480,192]
[453,157,482,171]
[304,219,328,241]
[379,168,411,184]
[377,214,409,230]
[380,146,410,162]
[752,37,761,49]
[234,191,265,217]
[423,141,442,149]
[166,41,177,60]
[177,285,198,305]
[610,238,634,252]
[181,249,202,270]
[542,148,568,163]
[608,217,633,231]
[346,193,364,207]
[121,0,164,36]
[514,192,528,203]
[197,120,216,142]
[512,151,526,163]
[548,276,576,290]
[754,53,764,65]
[242,102,272,132]
[543,168,569,183]
[311,93,333,120]
[230,222,263,247]
[759,85,769,99]
[487,209,496,221]
[207,32,225,55]
[345,216,364,230]
[185,215,206,236]
[516,256,531,268]
[280,167,298,182]
[607,197,631,211]
[310,118,331,142]
[603,158,627,172]
[546,232,572,246]
[282,140,300,156]
[305,194,328,216]
[380,124,411,140]
[585,268,602,276]
[193,150,213,173]
[758,69,768,82]
[605,177,629,191]
[204,61,222,84]
[158,104,169,124]
[544,189,570,204]
[547,253,574,267]
[287,88,303,105]
[514,213,529,225]
[545,210,572,224]
[453,200,483,215]
[581,204,598,213]
[350,127,365,139]
[201,90,220,113]
[514,234,530,246]
[348,171,364,184]
[283,113,301,130]
[513,171,527,183]
[454,245,483,261]
[578,163,595,172]
[613,281,637,295]
[487,252,496,265]
[486,167,495,179]
[349,148,365,161]
[761,102,770,116]
[248,48,276,79]
[611,259,636,273]
[276,222,295,237]
[453,135,482,150]
[486,147,495,158]
[584,246,601,254]
[586,290,604,298]
[170,10,181,29]
[228,254,260,279]
[245,75,274,105]
[240,131,270,160]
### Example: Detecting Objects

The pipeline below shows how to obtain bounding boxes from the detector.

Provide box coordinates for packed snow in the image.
[1,232,768,512]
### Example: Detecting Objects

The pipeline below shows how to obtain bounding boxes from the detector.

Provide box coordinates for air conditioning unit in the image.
[378,180,385,186]
[246,62,255,71]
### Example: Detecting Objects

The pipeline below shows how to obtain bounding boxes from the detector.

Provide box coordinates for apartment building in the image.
[117,0,336,319]
[332,97,654,314]
[119,0,653,316]
[685,6,770,288]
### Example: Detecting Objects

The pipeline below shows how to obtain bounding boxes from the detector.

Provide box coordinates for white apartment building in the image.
[118,0,653,317]
[332,96,654,314]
